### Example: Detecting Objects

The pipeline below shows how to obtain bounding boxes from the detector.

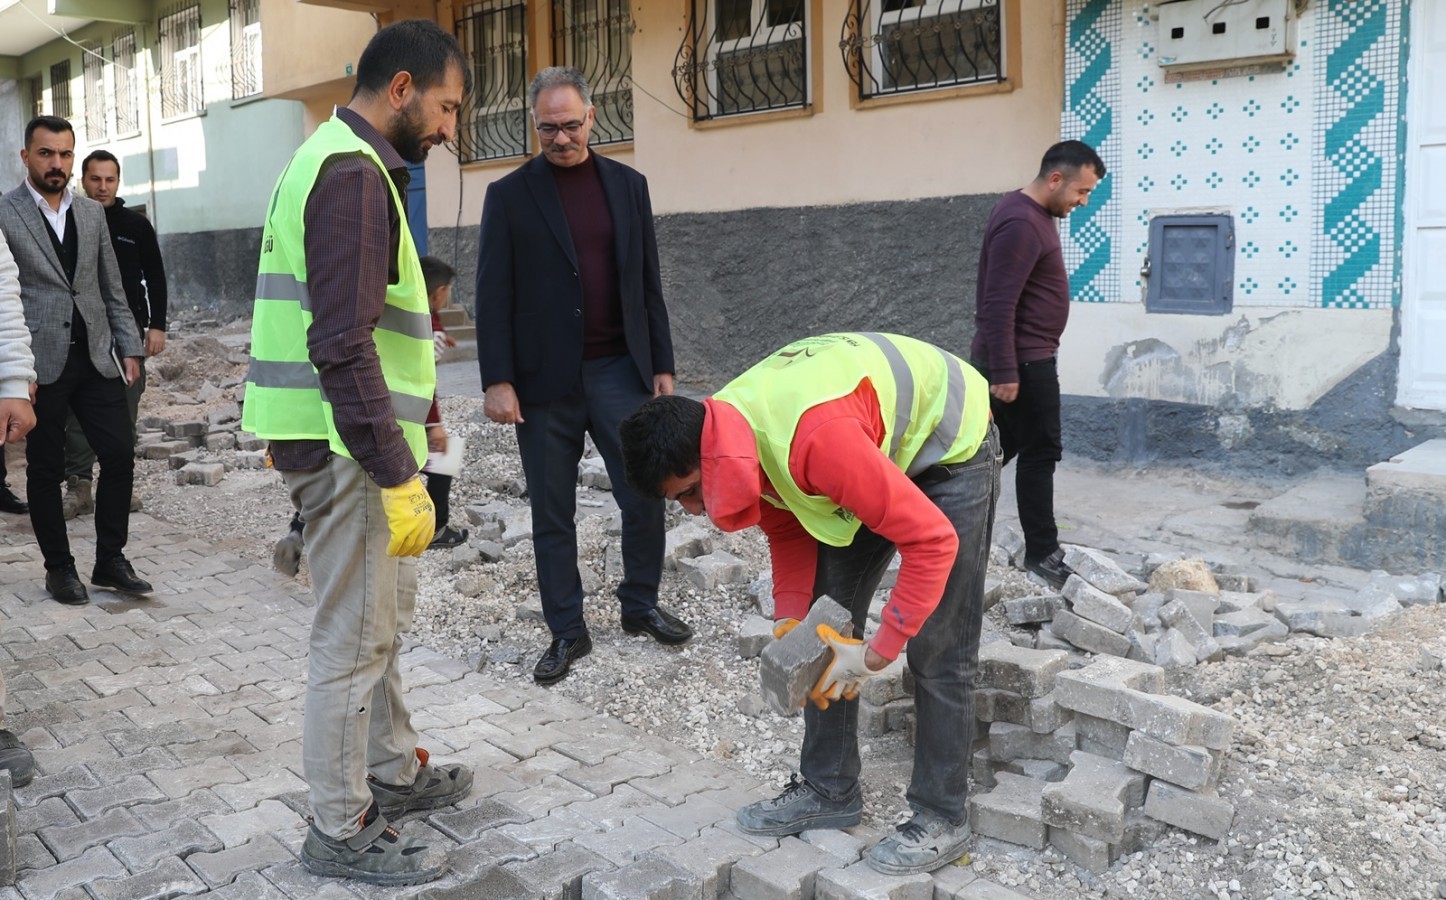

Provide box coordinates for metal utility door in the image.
[1399,0,1446,408]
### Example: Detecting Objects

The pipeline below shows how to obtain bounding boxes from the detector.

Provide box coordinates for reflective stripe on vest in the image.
[713,332,989,547]
[241,116,435,466]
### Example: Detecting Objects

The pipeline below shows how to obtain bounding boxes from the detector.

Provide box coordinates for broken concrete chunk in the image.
[676,550,749,591]
[1063,546,1148,595]
[664,521,715,571]
[1003,594,1065,625]
[996,527,1026,569]
[1345,584,1404,620]
[1158,599,1223,662]
[1163,589,1220,631]
[1153,629,1196,670]
[737,616,775,660]
[1367,570,1441,606]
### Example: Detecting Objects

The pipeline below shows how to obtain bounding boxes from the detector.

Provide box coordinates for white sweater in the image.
[0,229,36,401]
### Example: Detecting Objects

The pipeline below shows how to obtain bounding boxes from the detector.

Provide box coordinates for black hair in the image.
[352,18,473,100]
[1038,140,1106,180]
[418,254,456,295]
[619,395,707,498]
[82,148,120,177]
[25,115,73,147]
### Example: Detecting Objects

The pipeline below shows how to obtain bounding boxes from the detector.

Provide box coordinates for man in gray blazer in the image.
[0,116,151,605]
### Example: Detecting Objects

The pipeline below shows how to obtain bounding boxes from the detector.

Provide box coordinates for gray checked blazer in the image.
[0,184,142,385]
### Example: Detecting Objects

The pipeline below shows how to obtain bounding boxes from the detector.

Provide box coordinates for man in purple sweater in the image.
[971,140,1105,589]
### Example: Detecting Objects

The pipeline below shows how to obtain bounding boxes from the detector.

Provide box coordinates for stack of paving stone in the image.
[1001,546,1289,668]
[132,408,266,487]
[968,650,1237,873]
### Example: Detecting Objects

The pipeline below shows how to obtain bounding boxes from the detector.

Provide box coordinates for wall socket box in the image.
[1157,0,1297,70]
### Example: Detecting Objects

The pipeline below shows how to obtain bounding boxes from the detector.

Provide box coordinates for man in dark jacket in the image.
[63,149,168,517]
[477,66,691,686]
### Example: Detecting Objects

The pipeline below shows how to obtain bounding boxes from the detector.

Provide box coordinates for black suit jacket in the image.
[476,153,673,404]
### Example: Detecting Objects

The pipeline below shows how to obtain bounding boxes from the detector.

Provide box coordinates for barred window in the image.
[456,1,528,163]
[552,0,633,144]
[49,60,73,120]
[230,0,262,99]
[83,47,107,141]
[160,4,204,119]
[28,75,43,120]
[674,0,809,121]
[841,0,1004,100]
[113,30,141,135]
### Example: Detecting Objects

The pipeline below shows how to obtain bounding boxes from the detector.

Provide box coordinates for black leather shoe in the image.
[533,634,592,685]
[91,556,153,595]
[45,566,89,605]
[0,485,26,515]
[1025,548,1073,592]
[620,607,694,645]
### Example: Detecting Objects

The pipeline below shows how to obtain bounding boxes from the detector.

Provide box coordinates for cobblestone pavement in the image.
[0,513,1030,899]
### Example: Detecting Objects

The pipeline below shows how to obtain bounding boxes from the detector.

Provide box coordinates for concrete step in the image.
[438,338,476,365]
[1248,472,1366,567]
[437,305,472,328]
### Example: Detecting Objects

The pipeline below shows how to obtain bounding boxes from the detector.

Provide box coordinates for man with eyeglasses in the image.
[477,67,691,687]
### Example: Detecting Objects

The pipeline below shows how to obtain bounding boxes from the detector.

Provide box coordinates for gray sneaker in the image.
[367,755,474,819]
[300,805,446,886]
[735,775,862,836]
[865,810,972,875]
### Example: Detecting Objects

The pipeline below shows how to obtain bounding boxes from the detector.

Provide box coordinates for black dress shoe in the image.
[44,566,89,605]
[91,556,153,594]
[533,634,592,685]
[620,607,694,645]
[0,485,26,515]
[1025,548,1073,592]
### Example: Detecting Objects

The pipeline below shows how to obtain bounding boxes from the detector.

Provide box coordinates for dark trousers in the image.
[64,359,144,479]
[425,473,452,526]
[515,354,663,639]
[27,348,134,570]
[975,357,1063,563]
[799,424,1000,824]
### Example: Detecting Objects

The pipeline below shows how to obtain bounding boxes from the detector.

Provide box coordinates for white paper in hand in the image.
[424,434,464,477]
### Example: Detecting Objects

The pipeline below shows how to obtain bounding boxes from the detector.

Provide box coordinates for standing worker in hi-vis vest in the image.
[241,20,475,888]
[619,332,1001,877]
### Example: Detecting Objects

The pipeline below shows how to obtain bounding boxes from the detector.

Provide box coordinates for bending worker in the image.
[619,331,999,877]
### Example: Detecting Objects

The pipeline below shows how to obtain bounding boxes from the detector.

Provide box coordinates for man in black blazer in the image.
[0,117,150,605]
[478,67,692,685]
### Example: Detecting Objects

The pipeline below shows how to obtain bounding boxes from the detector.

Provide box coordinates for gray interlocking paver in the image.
[435,829,538,880]
[32,736,120,775]
[199,799,305,848]
[14,845,128,900]
[261,861,368,900]
[15,798,78,835]
[129,788,235,830]
[430,798,532,843]
[212,767,308,811]
[14,833,55,873]
[197,870,290,899]
[36,806,147,862]
[506,841,616,900]
[66,774,167,818]
[492,774,596,818]
[186,834,295,888]
[87,855,209,900]
[16,767,101,809]
[635,792,732,839]
[498,807,604,853]
[573,816,682,865]
[108,818,224,870]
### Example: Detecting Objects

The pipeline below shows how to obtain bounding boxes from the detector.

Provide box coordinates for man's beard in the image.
[32,171,67,194]
[388,102,435,164]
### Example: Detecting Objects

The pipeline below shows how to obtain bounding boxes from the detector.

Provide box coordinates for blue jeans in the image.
[515,354,664,639]
[799,423,1000,825]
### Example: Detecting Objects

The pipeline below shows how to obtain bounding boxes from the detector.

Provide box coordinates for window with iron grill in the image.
[230,0,262,99]
[456,1,528,163]
[552,0,633,144]
[113,30,140,134]
[673,0,809,121]
[160,4,204,119]
[841,0,1004,100]
[82,47,107,141]
[50,60,73,120]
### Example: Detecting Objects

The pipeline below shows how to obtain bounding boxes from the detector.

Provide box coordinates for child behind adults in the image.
[271,256,467,575]
[418,255,467,549]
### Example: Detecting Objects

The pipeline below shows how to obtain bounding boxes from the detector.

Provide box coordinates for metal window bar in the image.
[50,60,72,120]
[455,1,528,163]
[841,0,1004,100]
[551,0,633,144]
[28,76,43,119]
[673,0,808,121]
[83,46,107,140]
[160,4,204,119]
[113,30,140,134]
[229,0,262,98]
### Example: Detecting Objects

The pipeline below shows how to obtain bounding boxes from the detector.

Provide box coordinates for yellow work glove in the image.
[773,617,801,639]
[808,624,880,711]
[379,476,436,557]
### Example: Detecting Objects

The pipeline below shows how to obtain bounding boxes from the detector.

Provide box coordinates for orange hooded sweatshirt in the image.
[700,380,961,660]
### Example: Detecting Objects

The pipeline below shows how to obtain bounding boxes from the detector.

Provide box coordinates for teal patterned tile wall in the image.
[1062,0,1121,303]
[1064,0,1409,309]
[1311,0,1408,309]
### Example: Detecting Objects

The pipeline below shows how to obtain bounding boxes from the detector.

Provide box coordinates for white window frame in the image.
[871,0,1004,95]
[704,0,810,117]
